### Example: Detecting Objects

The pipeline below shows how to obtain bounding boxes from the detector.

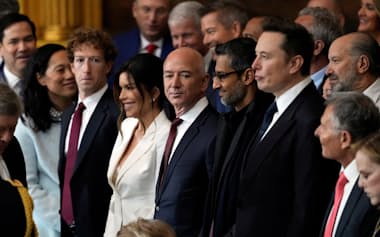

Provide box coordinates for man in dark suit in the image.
[154,47,218,237]
[234,18,339,236]
[0,13,37,97]
[0,83,26,186]
[112,0,173,84]
[315,92,380,237]
[59,28,119,237]
[200,37,273,237]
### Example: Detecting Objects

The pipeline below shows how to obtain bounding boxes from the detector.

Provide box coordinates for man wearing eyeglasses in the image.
[59,28,119,237]
[200,37,273,237]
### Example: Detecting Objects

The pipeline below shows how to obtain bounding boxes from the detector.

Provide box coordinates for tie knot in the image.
[77,102,86,112]
[146,43,157,54]
[171,118,183,128]
[337,172,348,188]
[267,102,278,116]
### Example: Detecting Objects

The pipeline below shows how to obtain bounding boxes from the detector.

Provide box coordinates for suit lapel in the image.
[335,181,363,236]
[72,91,110,174]
[157,106,209,196]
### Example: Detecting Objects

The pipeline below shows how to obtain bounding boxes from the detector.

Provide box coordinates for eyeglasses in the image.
[213,68,248,81]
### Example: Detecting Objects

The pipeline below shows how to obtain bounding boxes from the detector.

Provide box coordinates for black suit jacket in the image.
[201,91,273,237]
[58,89,118,237]
[235,82,340,237]
[319,180,379,237]
[3,137,27,187]
[154,104,218,237]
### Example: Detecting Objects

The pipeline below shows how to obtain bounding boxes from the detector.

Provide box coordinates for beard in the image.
[331,69,360,93]
[221,81,246,106]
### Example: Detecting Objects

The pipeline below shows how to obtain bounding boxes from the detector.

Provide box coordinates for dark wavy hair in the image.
[113,53,174,130]
[22,44,68,131]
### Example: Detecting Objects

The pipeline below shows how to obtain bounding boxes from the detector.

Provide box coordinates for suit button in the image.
[155,206,160,212]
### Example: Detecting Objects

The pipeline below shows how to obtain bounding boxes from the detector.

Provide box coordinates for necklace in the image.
[49,107,62,122]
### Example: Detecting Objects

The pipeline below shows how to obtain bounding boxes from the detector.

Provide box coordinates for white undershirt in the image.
[0,155,11,180]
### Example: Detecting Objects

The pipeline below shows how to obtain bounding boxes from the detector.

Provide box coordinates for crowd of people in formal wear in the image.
[1,0,380,236]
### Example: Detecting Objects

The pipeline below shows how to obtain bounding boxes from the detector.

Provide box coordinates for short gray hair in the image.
[0,83,22,116]
[298,7,342,56]
[168,1,205,30]
[326,91,380,143]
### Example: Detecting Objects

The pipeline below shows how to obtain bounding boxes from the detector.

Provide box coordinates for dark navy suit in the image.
[111,27,173,85]
[58,89,118,237]
[319,180,379,237]
[154,104,218,237]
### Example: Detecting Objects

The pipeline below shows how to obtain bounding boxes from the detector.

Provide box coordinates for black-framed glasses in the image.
[213,68,248,81]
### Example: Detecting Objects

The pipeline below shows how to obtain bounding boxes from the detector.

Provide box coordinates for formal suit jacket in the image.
[3,137,27,187]
[112,27,173,75]
[235,82,340,237]
[319,181,379,237]
[201,91,273,237]
[154,105,218,237]
[104,111,170,237]
[58,89,119,237]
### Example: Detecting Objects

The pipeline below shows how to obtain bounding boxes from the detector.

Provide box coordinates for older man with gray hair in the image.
[315,91,380,237]
[295,6,342,93]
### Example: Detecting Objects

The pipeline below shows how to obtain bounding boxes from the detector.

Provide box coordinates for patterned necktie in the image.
[323,172,348,237]
[146,43,158,54]
[159,118,183,187]
[62,102,86,225]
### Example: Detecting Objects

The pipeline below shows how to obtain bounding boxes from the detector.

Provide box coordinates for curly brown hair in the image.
[66,27,117,63]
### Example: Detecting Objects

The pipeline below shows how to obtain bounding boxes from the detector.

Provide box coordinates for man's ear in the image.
[242,68,255,85]
[356,55,370,74]
[313,40,325,57]
[231,21,242,38]
[340,130,352,150]
[288,55,304,75]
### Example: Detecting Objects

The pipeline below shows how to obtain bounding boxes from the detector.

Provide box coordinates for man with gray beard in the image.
[326,32,380,108]
[200,37,273,237]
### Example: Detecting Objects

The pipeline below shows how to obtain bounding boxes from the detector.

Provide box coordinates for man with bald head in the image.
[154,47,218,237]
[326,32,380,108]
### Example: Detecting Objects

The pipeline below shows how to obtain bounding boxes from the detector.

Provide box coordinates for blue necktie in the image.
[257,102,277,140]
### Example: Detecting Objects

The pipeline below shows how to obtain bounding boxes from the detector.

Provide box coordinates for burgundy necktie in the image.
[159,118,183,186]
[146,43,158,54]
[62,102,86,225]
[323,172,348,237]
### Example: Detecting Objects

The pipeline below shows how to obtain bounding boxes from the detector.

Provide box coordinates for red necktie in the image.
[159,118,183,186]
[62,102,86,225]
[323,172,348,237]
[146,43,157,54]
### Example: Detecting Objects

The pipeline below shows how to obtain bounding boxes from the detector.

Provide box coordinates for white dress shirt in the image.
[140,35,163,58]
[169,97,208,162]
[64,85,108,154]
[262,77,313,138]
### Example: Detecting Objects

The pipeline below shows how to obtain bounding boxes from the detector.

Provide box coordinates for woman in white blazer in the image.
[104,54,172,237]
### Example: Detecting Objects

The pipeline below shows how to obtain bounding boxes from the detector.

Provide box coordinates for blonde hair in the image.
[355,131,380,164]
[117,218,176,237]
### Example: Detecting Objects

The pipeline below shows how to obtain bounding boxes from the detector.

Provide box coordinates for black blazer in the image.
[3,137,27,187]
[58,89,118,237]
[154,105,218,237]
[319,180,379,237]
[201,91,273,237]
[235,82,340,237]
